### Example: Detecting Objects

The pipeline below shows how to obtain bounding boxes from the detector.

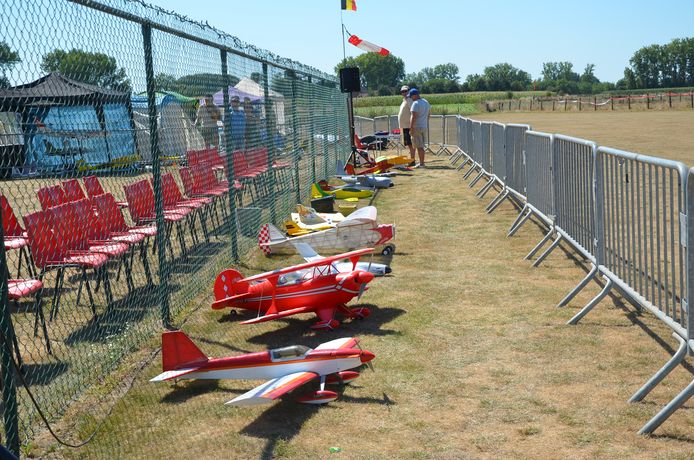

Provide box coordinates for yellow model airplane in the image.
[284,204,346,236]
[311,183,372,201]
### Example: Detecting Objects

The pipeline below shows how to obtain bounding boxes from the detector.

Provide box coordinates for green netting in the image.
[0,0,350,456]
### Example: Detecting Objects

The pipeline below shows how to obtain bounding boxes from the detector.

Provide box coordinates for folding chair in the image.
[37,184,68,210]
[162,173,212,243]
[84,175,128,208]
[8,278,50,357]
[61,178,87,202]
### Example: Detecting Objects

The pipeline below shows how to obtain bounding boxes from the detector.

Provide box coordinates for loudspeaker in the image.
[339,67,360,93]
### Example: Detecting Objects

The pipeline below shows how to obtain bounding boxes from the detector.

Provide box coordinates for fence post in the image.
[262,63,277,224]
[530,98,533,111]
[308,76,317,185]
[691,93,693,109]
[647,93,650,109]
[669,93,672,108]
[290,74,301,204]
[0,213,20,457]
[579,97,582,111]
[220,49,239,261]
[611,97,614,110]
[540,100,543,111]
[628,95,631,110]
[594,97,597,111]
[142,22,170,327]
[552,100,555,111]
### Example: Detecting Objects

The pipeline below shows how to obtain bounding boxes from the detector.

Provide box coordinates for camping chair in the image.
[2,195,34,278]
[91,193,154,285]
[61,178,87,202]
[37,184,68,210]
[24,210,110,322]
[84,176,128,208]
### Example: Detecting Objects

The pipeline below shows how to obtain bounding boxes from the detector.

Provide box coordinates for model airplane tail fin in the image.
[161,331,208,372]
[258,223,286,255]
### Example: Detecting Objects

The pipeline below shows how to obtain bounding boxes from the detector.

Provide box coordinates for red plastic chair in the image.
[61,178,87,202]
[24,210,110,320]
[8,278,50,357]
[162,173,212,242]
[123,180,189,258]
[84,175,127,208]
[1,195,33,277]
[37,184,68,210]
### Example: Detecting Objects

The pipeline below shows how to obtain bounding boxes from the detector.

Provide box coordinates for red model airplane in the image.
[212,248,376,330]
[151,331,375,406]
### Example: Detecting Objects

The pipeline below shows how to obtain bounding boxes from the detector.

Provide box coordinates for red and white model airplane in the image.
[212,248,376,330]
[150,331,375,406]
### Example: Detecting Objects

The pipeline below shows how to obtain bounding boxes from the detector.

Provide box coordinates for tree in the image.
[335,53,405,94]
[432,63,460,82]
[620,38,694,89]
[0,41,20,88]
[41,48,131,92]
[154,73,178,92]
[481,63,531,91]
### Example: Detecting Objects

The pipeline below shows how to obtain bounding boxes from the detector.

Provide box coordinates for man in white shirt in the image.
[397,85,415,165]
[408,88,430,168]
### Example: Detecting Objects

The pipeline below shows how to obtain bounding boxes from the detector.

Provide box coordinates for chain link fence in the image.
[0,0,349,455]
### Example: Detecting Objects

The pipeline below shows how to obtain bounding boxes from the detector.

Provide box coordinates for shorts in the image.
[401,128,412,146]
[411,127,426,149]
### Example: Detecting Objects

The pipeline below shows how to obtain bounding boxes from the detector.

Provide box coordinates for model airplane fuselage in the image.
[212,248,376,330]
[151,332,375,406]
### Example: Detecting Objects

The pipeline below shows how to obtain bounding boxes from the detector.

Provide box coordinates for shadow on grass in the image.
[160,379,233,405]
[19,361,70,386]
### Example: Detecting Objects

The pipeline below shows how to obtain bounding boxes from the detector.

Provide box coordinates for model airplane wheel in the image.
[381,244,395,256]
[311,319,341,330]
[297,390,338,404]
[350,307,371,319]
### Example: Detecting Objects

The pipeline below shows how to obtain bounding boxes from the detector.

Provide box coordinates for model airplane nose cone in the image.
[360,350,375,363]
[354,271,375,284]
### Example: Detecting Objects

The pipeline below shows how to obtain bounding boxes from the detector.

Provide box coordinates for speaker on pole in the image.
[339,67,360,93]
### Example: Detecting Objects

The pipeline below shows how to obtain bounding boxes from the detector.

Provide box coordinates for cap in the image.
[231,95,240,102]
[407,88,420,97]
[400,85,410,92]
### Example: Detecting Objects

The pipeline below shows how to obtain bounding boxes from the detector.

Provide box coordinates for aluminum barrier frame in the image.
[468,121,494,189]
[487,124,531,213]
[428,114,445,155]
[476,122,506,201]
[449,116,469,165]
[455,118,475,172]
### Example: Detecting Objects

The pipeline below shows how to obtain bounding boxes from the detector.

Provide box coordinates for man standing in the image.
[195,95,220,148]
[229,95,246,151]
[408,88,430,168]
[397,85,415,165]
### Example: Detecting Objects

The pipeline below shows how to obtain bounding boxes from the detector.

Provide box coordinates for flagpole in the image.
[340,10,346,61]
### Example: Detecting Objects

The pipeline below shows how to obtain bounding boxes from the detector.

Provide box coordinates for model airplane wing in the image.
[240,306,316,325]
[226,371,318,406]
[336,206,377,227]
[293,242,388,275]
[149,367,201,382]
[239,247,374,284]
[313,337,360,351]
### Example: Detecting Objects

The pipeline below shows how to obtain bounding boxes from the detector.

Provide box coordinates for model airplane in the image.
[294,242,391,276]
[150,331,375,406]
[344,154,412,176]
[284,205,344,236]
[311,182,373,200]
[336,160,393,189]
[258,205,396,256]
[212,248,376,330]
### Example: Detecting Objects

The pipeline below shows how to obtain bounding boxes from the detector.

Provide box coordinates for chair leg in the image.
[49,268,65,321]
[32,292,50,355]
[199,208,210,243]
[84,268,96,315]
[124,251,135,292]
[9,302,23,370]
[140,240,153,285]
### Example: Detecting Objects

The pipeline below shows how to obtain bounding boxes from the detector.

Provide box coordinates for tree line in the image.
[336,36,694,95]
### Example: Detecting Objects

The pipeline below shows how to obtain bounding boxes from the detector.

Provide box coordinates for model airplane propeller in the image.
[150,331,376,406]
[212,248,377,330]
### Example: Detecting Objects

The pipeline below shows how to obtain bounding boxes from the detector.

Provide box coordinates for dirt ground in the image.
[41,148,694,459]
[474,111,694,166]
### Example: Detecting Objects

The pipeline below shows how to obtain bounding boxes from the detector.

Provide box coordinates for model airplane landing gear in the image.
[297,390,339,404]
[311,319,341,330]
[326,371,360,385]
[349,307,371,319]
[380,244,395,256]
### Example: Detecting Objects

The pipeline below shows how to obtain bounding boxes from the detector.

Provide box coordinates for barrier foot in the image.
[486,188,508,213]
[525,228,554,260]
[638,344,694,435]
[456,157,471,171]
[469,170,486,188]
[477,177,497,198]
[508,205,531,237]
[532,233,562,267]
[630,333,688,403]
[450,148,464,164]
[567,276,613,325]
[463,163,477,179]
[557,265,599,307]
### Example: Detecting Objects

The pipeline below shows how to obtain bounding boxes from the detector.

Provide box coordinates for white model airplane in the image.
[259,205,396,256]
[293,242,391,276]
[150,331,375,406]
[336,160,394,188]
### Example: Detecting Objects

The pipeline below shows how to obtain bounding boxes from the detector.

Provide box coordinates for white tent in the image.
[235,77,286,129]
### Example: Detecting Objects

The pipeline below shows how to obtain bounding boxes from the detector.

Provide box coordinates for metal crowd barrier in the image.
[451,116,692,435]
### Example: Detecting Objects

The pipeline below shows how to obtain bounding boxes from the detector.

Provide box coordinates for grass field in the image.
[35,117,694,457]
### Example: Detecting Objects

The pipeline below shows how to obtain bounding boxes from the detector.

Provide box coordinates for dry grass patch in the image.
[36,153,694,459]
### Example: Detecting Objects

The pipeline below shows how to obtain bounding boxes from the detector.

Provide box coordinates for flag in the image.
[348,34,389,56]
[341,0,357,11]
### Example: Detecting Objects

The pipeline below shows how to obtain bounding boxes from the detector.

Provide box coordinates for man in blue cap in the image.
[408,88,430,168]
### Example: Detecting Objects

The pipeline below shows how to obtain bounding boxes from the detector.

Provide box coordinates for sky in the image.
[139,0,694,84]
